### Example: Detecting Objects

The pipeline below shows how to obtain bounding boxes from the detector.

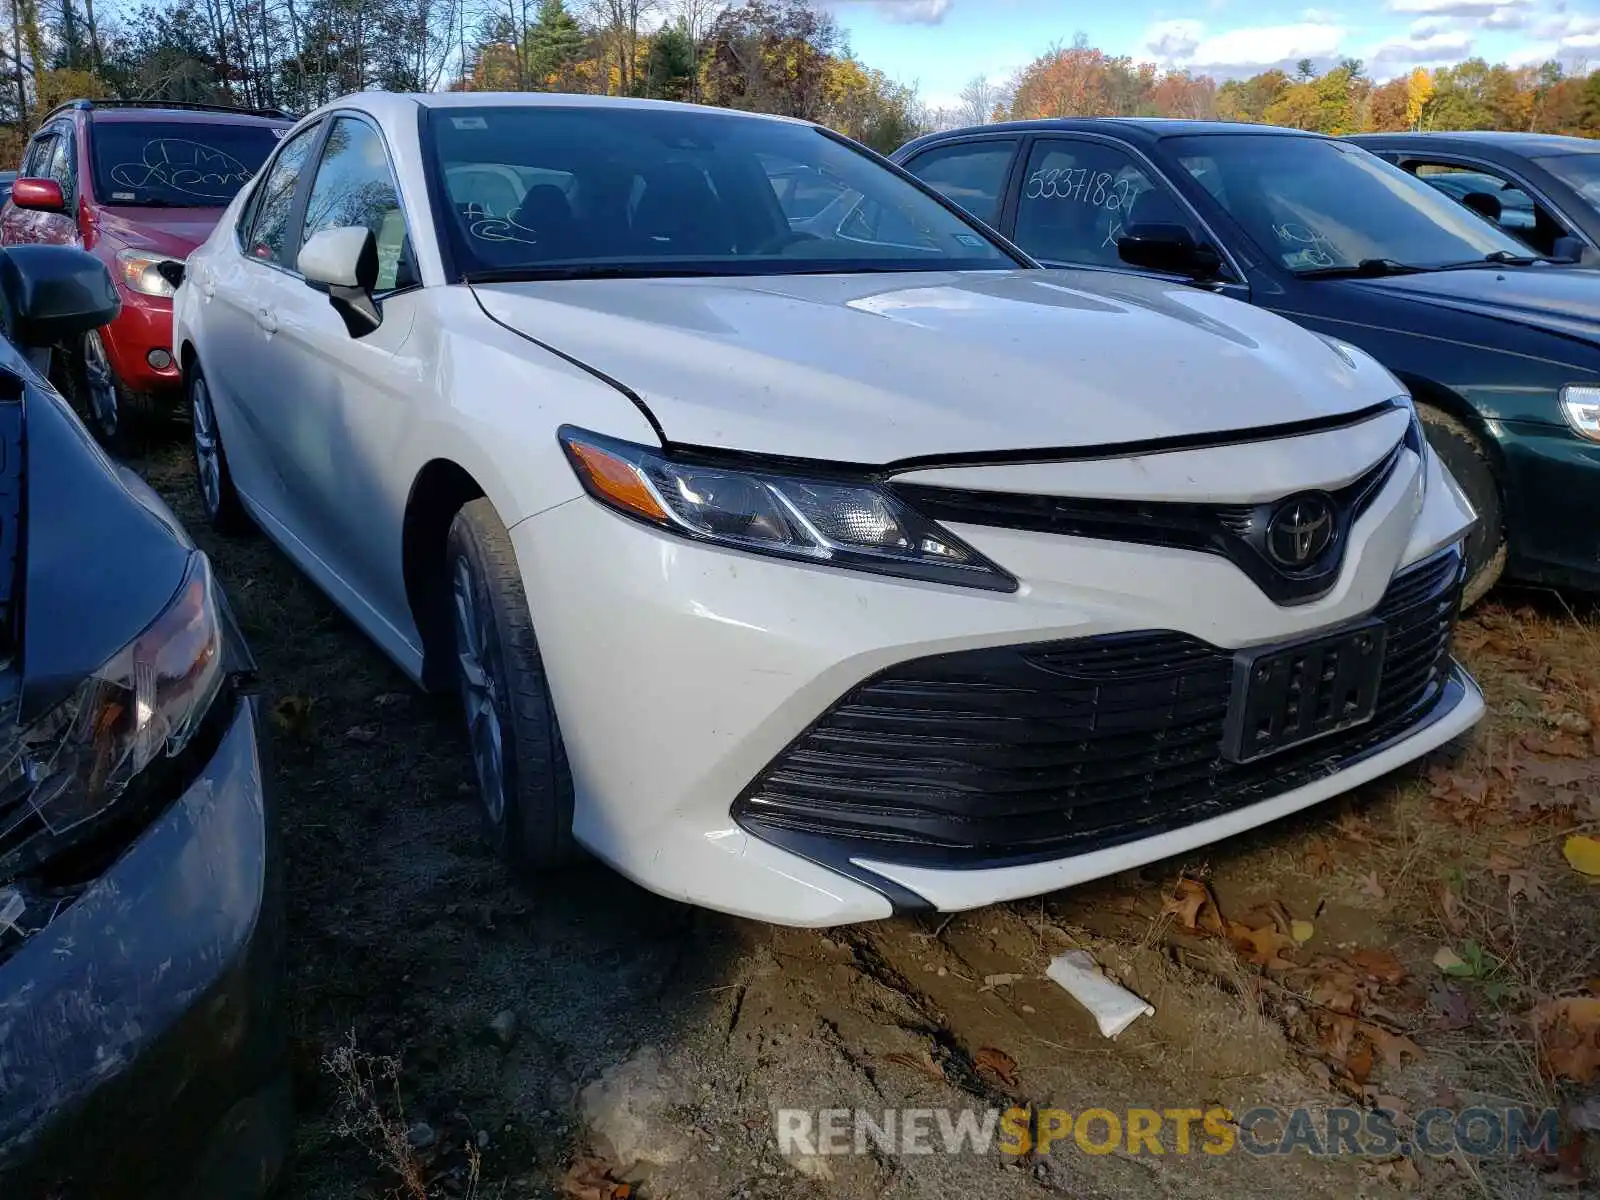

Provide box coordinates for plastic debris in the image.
[1045,949,1154,1038]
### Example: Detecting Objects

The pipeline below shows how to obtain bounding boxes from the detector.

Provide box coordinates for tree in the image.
[527,0,586,86]
[1405,66,1433,130]
[643,17,693,99]
[956,73,999,125]
[701,0,840,120]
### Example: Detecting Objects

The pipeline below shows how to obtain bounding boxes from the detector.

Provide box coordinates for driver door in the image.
[245,113,422,639]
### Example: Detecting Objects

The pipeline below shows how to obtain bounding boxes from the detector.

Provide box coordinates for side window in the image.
[44,130,74,201]
[300,117,415,291]
[903,140,1017,227]
[1013,138,1194,270]
[22,133,56,178]
[1410,161,1558,252]
[244,121,322,268]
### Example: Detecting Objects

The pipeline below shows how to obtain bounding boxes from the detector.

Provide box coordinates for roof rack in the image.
[43,98,295,122]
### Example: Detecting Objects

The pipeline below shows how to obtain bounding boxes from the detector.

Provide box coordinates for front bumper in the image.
[512,433,1482,927]
[99,290,182,396]
[1497,419,1600,591]
[0,694,289,1199]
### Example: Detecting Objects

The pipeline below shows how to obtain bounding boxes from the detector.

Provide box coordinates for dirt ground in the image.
[130,439,1600,1200]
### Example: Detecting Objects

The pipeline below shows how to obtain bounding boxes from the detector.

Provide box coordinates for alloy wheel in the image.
[191,375,222,518]
[452,554,506,825]
[83,330,118,439]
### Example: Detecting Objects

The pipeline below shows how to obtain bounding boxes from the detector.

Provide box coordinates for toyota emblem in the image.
[1265,494,1336,568]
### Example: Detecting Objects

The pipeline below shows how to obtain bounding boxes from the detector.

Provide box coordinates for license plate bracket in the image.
[1222,619,1388,764]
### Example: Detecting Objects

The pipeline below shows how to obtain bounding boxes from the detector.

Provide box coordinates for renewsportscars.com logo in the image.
[775,1105,1562,1160]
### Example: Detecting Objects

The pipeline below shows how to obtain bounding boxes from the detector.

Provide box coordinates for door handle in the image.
[255,306,278,333]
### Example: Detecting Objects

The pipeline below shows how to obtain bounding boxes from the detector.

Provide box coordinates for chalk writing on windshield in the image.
[110,139,254,199]
[1272,221,1338,269]
[467,208,542,247]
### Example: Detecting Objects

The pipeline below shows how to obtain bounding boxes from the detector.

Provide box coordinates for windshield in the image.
[426,105,1017,279]
[1534,153,1600,208]
[90,121,285,208]
[1168,135,1531,273]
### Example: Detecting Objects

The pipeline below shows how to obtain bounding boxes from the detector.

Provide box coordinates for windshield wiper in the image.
[1296,258,1425,279]
[1431,251,1546,270]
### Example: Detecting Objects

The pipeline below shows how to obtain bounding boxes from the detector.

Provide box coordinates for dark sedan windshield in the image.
[1535,153,1600,208]
[90,121,284,207]
[1169,134,1532,273]
[426,105,1017,279]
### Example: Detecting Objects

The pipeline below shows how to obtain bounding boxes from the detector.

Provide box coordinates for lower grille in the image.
[734,547,1464,868]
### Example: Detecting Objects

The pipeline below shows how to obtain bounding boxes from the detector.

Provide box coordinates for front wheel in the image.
[1418,404,1506,608]
[64,329,157,450]
[445,499,578,872]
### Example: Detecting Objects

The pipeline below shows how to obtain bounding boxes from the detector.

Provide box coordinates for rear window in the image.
[89,120,286,208]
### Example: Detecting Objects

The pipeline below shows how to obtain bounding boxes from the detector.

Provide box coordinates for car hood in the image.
[1346,265,1600,346]
[472,269,1401,462]
[91,205,225,257]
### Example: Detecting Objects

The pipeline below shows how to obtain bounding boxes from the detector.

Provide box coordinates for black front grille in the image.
[734,548,1464,868]
[892,443,1402,606]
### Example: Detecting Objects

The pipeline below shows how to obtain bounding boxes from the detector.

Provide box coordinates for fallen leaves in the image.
[1161,878,1221,933]
[1228,920,1299,971]
[1564,835,1600,877]
[1428,982,1474,1031]
[1290,919,1316,945]
[1434,946,1472,977]
[974,1046,1019,1089]
[879,1047,945,1084]
[1348,949,1407,987]
[1530,994,1600,1084]
[1486,852,1552,903]
[559,1157,633,1200]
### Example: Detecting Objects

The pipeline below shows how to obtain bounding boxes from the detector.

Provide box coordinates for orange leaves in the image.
[1229,921,1299,971]
[560,1158,633,1200]
[1160,877,1219,933]
[1531,994,1600,1084]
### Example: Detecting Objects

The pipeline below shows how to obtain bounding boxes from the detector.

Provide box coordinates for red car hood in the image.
[90,205,224,257]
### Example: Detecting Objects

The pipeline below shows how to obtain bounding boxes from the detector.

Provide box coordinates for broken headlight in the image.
[0,553,224,862]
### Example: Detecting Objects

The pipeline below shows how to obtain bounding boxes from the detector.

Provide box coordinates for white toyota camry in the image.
[174,92,1484,926]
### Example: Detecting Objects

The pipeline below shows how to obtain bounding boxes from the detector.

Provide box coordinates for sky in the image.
[821,0,1600,110]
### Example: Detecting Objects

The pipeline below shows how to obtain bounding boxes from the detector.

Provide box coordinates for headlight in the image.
[0,553,224,855]
[560,428,1017,592]
[115,248,183,297]
[1560,385,1600,441]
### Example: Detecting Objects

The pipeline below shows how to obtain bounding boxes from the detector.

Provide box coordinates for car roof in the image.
[899,117,1318,156]
[1345,130,1600,156]
[84,106,291,127]
[324,89,806,128]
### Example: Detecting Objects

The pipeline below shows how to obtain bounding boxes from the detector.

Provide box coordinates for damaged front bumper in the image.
[0,693,289,1199]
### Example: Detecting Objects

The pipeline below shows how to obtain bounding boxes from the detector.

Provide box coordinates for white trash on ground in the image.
[1046,949,1154,1039]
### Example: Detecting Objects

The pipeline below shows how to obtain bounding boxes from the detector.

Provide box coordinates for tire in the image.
[1418,403,1506,608]
[59,329,159,451]
[189,364,251,535]
[445,498,578,871]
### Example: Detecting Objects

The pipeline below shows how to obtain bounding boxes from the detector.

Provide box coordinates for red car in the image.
[2,99,292,444]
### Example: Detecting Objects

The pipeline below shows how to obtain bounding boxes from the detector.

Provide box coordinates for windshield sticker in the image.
[111,191,136,200]
[452,117,488,130]
[952,233,984,248]
[1025,168,1132,212]
[110,138,253,199]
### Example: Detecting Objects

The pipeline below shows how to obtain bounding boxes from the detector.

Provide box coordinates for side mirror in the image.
[297,226,381,337]
[1551,235,1587,264]
[0,245,120,354]
[10,178,67,214]
[1117,223,1222,280]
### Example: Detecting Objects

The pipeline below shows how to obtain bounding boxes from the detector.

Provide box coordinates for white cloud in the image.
[1189,21,1346,71]
[831,0,953,24]
[1371,28,1473,62]
[1388,0,1528,13]
[1145,18,1204,59]
[1483,6,1528,29]
[1301,7,1340,19]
